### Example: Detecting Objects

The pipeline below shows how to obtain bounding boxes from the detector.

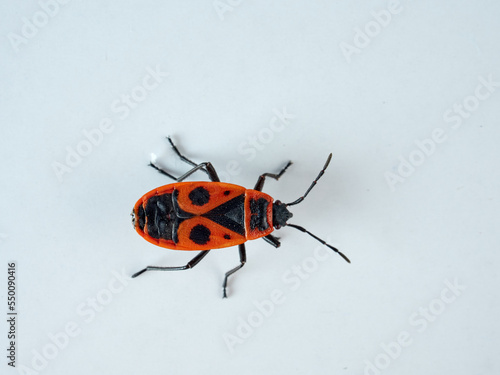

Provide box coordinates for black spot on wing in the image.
[189,187,210,206]
[189,224,211,245]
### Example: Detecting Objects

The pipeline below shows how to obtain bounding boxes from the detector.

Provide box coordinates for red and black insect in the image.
[131,137,350,297]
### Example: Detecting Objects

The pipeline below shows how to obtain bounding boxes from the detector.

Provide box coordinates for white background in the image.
[1,1,499,374]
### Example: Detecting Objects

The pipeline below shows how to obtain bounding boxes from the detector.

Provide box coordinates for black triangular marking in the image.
[202,194,245,236]
[225,204,245,225]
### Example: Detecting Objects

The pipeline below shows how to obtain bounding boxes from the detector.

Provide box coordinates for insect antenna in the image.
[287,223,350,263]
[285,153,332,206]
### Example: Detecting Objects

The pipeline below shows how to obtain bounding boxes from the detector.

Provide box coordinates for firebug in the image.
[131,137,350,297]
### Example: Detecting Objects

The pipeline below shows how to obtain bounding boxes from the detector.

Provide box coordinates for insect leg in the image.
[166,136,198,167]
[263,234,281,248]
[254,161,292,191]
[149,137,218,181]
[131,250,210,278]
[148,161,178,180]
[175,162,220,182]
[222,244,246,298]
[150,161,220,182]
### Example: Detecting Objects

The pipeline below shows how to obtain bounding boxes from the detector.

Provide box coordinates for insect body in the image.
[133,181,279,250]
[131,137,350,298]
